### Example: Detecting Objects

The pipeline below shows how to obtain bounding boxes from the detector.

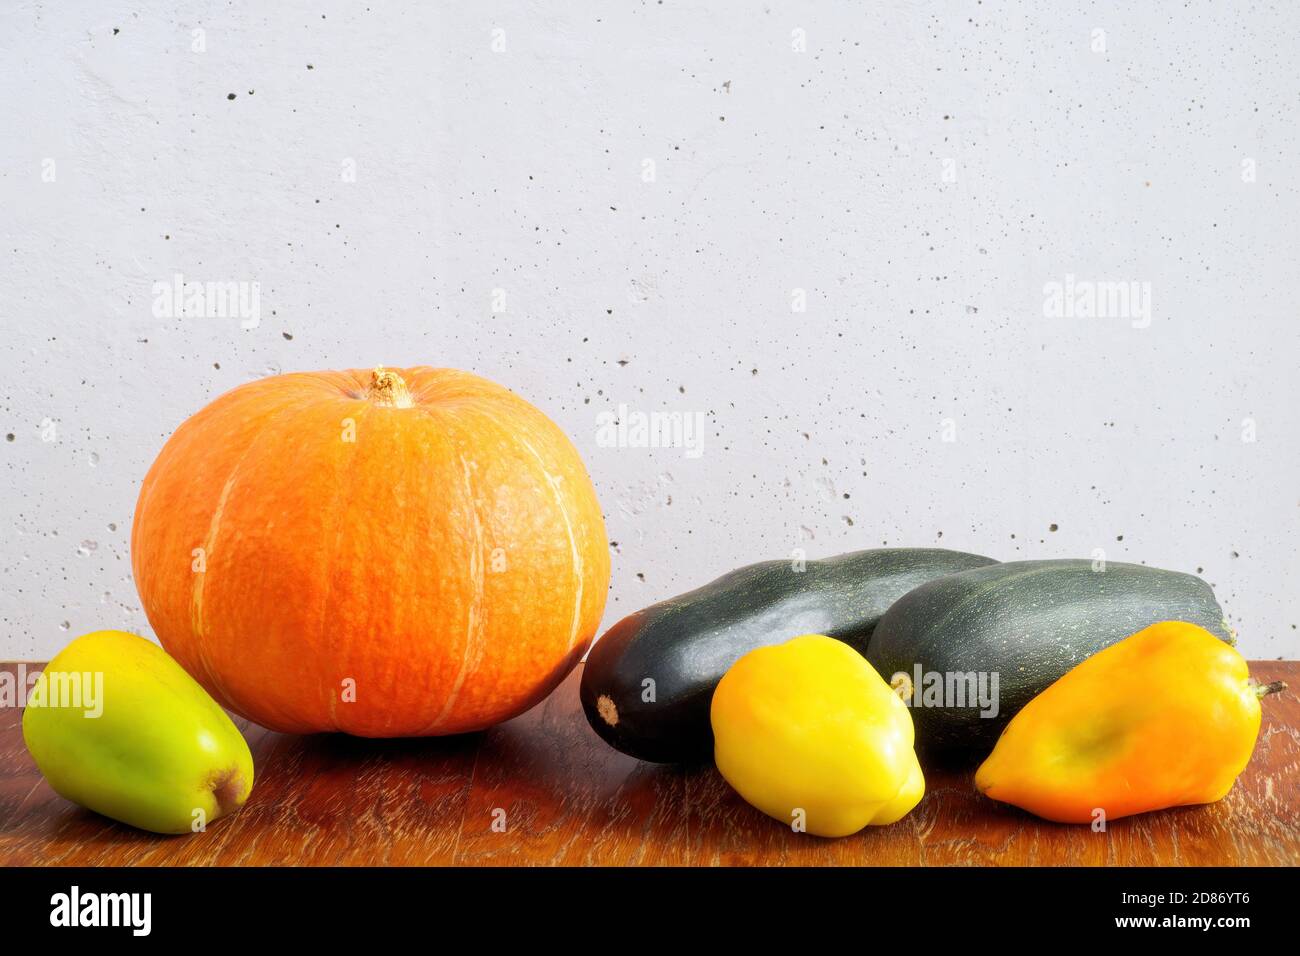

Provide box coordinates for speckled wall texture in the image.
[1,3,1297,661]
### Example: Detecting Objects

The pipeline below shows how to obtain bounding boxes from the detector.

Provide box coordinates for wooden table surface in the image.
[2,661,1296,866]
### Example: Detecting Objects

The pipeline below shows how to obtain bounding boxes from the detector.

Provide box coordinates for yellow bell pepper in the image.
[710,633,924,837]
[975,620,1285,823]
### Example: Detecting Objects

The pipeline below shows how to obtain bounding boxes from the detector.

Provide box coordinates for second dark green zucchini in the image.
[865,559,1234,763]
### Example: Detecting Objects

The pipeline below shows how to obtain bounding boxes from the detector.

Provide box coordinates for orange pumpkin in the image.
[131,366,610,736]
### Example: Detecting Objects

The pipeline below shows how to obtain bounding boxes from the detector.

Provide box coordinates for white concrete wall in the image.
[2,1,1297,660]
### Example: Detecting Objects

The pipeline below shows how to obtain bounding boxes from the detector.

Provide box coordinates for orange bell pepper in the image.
[975,620,1285,823]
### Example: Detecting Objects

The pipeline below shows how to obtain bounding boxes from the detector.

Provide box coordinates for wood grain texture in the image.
[1,662,1296,866]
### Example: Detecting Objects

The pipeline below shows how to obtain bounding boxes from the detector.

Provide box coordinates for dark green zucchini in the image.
[865,559,1233,763]
[580,548,998,762]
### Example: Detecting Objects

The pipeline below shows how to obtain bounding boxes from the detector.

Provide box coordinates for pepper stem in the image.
[1254,680,1287,699]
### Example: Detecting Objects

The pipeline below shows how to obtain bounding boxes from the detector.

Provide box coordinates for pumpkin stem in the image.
[366,367,413,408]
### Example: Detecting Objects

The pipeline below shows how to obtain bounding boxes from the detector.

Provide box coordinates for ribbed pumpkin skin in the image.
[131,367,610,737]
